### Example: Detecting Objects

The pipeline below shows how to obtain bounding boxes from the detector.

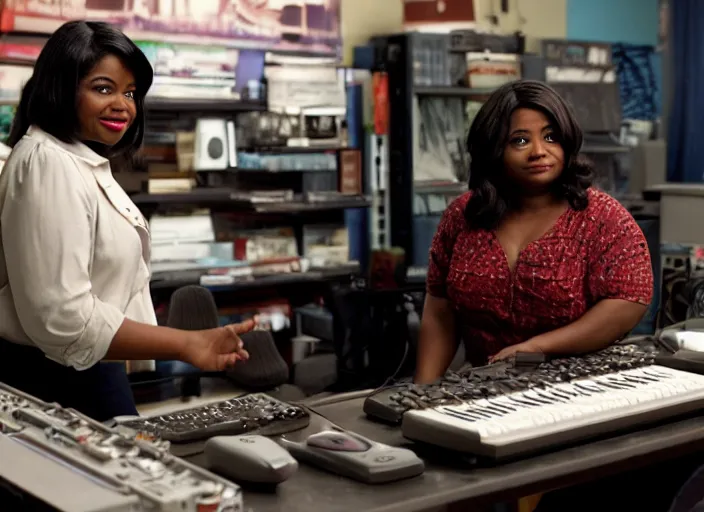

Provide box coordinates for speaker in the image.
[194,118,229,171]
[630,139,667,195]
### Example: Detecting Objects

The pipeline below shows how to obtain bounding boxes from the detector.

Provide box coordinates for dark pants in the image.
[0,339,138,422]
[536,452,704,512]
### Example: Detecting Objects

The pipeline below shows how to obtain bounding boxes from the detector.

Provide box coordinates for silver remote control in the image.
[277,425,424,484]
[205,435,298,484]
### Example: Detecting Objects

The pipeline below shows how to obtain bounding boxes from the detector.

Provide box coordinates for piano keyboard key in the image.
[401,366,704,459]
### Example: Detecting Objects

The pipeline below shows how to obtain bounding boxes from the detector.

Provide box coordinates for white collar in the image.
[26,126,110,168]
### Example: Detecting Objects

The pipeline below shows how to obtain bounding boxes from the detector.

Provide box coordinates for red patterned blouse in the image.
[426,188,654,365]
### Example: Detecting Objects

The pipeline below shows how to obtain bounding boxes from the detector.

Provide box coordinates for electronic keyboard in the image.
[364,343,658,424]
[117,393,310,457]
[402,364,704,460]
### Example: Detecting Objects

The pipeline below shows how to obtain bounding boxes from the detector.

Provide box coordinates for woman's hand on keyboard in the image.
[182,318,258,371]
[488,338,543,364]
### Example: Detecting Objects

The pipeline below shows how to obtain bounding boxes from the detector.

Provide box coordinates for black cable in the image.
[657,268,690,329]
[365,292,419,398]
[686,277,704,319]
[366,338,411,399]
[129,371,221,388]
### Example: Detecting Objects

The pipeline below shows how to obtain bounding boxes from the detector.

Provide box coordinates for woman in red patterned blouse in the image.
[415,80,653,384]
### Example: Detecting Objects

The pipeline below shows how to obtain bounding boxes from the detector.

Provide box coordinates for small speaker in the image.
[630,139,667,195]
[194,118,229,171]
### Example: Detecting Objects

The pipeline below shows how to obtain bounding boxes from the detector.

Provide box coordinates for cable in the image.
[366,292,419,398]
[686,276,704,319]
[128,371,221,388]
[367,338,410,399]
[366,325,500,401]
[657,267,690,329]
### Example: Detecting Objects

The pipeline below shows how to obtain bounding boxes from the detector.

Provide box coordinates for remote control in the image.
[205,435,298,484]
[277,426,424,484]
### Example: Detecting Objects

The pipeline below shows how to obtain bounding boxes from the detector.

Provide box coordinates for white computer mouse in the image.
[204,434,298,484]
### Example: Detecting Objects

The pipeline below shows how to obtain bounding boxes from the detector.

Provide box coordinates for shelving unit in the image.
[370,34,634,269]
[369,33,488,267]
[125,89,370,397]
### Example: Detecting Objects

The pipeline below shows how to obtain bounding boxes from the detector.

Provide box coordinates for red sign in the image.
[0,41,42,62]
[403,0,475,26]
[372,72,389,136]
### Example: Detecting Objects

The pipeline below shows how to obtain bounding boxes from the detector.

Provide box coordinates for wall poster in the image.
[0,0,341,55]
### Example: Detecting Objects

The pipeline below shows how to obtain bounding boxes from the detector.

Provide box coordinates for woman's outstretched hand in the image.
[181,318,257,371]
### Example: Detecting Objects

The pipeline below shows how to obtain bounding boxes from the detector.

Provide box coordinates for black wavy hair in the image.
[465,80,594,230]
[8,20,153,158]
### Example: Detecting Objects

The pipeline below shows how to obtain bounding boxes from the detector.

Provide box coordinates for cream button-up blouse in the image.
[0,126,157,370]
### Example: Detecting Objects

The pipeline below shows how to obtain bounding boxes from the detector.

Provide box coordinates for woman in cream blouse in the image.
[0,21,254,421]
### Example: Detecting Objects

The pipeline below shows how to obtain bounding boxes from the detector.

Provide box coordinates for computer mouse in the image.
[204,434,298,484]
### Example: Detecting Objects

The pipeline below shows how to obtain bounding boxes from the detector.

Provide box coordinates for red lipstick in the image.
[99,119,128,132]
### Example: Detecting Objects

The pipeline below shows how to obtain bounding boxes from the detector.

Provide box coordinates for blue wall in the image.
[567,0,660,46]
[567,0,662,118]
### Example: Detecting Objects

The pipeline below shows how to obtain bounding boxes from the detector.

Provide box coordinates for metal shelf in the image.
[144,97,267,112]
[414,86,495,97]
[3,97,268,112]
[150,263,360,291]
[414,181,468,195]
[251,197,371,213]
[238,146,343,154]
[582,144,631,154]
[131,188,371,213]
